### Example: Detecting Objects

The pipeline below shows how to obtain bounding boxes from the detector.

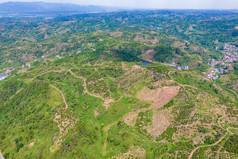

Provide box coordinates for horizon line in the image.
[0,1,238,10]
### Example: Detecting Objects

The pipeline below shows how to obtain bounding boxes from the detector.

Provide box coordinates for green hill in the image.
[0,52,237,158]
[0,9,238,159]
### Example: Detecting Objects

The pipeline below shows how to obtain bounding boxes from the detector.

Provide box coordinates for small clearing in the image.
[136,86,180,109]
[112,146,146,159]
[141,49,157,61]
[134,35,144,42]
[28,142,34,148]
[123,112,138,127]
[110,32,122,37]
[146,110,170,138]
[59,28,70,34]
[188,130,229,159]
[235,26,238,30]
[94,110,100,117]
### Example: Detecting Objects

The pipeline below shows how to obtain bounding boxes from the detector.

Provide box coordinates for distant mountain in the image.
[0,2,120,16]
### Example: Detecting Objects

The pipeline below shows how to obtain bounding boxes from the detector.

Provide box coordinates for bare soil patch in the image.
[141,49,157,61]
[134,35,144,42]
[123,112,138,126]
[59,28,70,34]
[94,110,100,117]
[136,86,180,109]
[28,142,34,148]
[110,32,122,37]
[44,32,50,39]
[39,28,47,31]
[146,110,170,138]
[113,146,146,159]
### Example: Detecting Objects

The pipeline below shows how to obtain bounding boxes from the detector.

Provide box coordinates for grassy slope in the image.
[0,53,237,158]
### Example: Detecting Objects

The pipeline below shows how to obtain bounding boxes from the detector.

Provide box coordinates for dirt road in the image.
[50,84,68,111]
[188,131,228,159]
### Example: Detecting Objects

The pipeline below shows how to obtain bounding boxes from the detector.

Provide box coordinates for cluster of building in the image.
[170,62,189,70]
[56,55,62,59]
[205,68,223,80]
[6,70,12,74]
[206,59,227,80]
[224,44,238,52]
[223,44,238,63]
[0,73,8,81]
[21,58,40,68]
[0,69,14,81]
[205,44,238,80]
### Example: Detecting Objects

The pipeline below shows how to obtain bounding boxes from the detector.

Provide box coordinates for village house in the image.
[213,75,218,80]
[170,62,176,66]
[182,65,189,70]
[0,73,8,81]
[6,70,12,74]
[56,55,62,59]
[219,69,224,74]
[205,72,212,79]
[177,66,182,70]
[214,68,219,73]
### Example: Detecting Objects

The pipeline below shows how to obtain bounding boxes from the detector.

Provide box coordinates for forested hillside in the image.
[1,10,237,71]
[0,52,237,158]
[0,8,237,159]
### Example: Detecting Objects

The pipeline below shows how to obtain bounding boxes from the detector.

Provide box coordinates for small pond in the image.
[141,61,150,66]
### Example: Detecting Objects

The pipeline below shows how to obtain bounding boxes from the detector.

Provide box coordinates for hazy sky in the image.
[0,0,238,9]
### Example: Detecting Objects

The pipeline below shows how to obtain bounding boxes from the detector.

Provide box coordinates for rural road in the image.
[0,152,4,159]
[50,84,68,111]
[188,131,228,159]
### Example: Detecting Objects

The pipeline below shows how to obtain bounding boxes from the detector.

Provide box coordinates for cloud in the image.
[0,0,238,9]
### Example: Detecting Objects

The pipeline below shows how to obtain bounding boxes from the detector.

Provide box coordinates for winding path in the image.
[31,70,63,80]
[188,130,229,159]
[168,71,185,90]
[102,122,117,155]
[50,84,68,111]
[68,70,104,99]
[69,69,121,109]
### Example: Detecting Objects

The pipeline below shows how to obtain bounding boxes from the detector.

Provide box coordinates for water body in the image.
[141,61,150,66]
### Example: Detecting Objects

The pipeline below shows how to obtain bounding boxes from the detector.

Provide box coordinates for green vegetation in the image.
[0,9,237,159]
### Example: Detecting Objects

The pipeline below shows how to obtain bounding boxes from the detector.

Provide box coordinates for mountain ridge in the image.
[0,2,120,16]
